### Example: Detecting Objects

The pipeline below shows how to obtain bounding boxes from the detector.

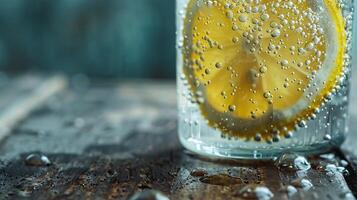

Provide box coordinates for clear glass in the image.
[177,0,355,159]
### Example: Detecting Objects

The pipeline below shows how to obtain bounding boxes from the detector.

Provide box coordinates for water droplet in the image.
[275,153,311,171]
[300,179,313,190]
[340,192,354,200]
[24,154,51,166]
[128,190,169,200]
[325,164,348,175]
[340,160,348,167]
[255,133,262,142]
[286,185,297,197]
[323,134,332,140]
[255,186,274,200]
[291,179,313,191]
[320,153,335,161]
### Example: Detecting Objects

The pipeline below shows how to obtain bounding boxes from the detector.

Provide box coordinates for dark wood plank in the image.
[0,78,356,200]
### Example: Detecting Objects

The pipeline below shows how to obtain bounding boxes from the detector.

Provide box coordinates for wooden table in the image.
[0,74,357,200]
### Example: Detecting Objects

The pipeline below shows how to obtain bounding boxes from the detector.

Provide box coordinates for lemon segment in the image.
[183,0,346,140]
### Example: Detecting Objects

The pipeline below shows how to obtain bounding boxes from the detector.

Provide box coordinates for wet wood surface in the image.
[0,74,356,200]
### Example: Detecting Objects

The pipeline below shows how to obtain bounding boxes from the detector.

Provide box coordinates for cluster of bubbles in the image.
[178,0,353,142]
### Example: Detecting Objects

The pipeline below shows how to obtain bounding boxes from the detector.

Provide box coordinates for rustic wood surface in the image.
[0,75,356,200]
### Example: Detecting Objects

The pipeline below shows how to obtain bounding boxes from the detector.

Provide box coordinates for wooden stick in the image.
[0,75,67,141]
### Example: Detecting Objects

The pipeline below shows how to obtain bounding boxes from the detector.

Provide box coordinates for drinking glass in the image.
[177,0,355,159]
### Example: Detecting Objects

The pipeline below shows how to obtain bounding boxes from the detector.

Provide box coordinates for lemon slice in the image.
[182,0,346,141]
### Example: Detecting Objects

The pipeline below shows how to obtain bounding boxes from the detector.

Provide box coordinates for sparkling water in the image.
[177,0,355,159]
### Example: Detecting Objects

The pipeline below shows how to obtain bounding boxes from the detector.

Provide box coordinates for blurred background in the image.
[0,0,355,79]
[0,0,175,79]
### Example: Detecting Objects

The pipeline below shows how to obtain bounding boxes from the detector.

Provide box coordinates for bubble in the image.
[232,24,239,31]
[255,133,262,142]
[226,10,234,19]
[271,29,281,38]
[259,66,268,73]
[263,91,272,99]
[280,60,289,67]
[306,42,315,51]
[297,120,307,128]
[285,131,293,138]
[239,15,248,22]
[228,105,236,112]
[205,69,210,75]
[272,135,280,142]
[260,13,270,21]
[232,36,239,43]
[215,62,223,69]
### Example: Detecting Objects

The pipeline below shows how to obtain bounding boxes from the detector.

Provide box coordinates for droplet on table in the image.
[286,185,298,197]
[275,153,310,171]
[255,186,274,200]
[291,178,313,191]
[128,190,169,200]
[24,154,51,166]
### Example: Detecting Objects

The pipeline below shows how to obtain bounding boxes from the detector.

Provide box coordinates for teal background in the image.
[0,0,175,78]
[0,0,355,79]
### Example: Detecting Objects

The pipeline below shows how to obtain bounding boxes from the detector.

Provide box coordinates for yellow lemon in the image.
[182,0,346,141]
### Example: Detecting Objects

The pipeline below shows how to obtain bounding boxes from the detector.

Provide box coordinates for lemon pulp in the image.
[182,0,346,141]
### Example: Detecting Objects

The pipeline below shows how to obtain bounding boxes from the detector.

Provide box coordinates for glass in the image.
[177,0,355,159]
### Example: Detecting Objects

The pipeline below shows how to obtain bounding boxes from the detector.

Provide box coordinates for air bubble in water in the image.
[239,15,248,22]
[228,105,236,112]
[271,29,281,38]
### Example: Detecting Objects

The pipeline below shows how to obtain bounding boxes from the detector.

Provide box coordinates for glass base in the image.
[180,134,345,160]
